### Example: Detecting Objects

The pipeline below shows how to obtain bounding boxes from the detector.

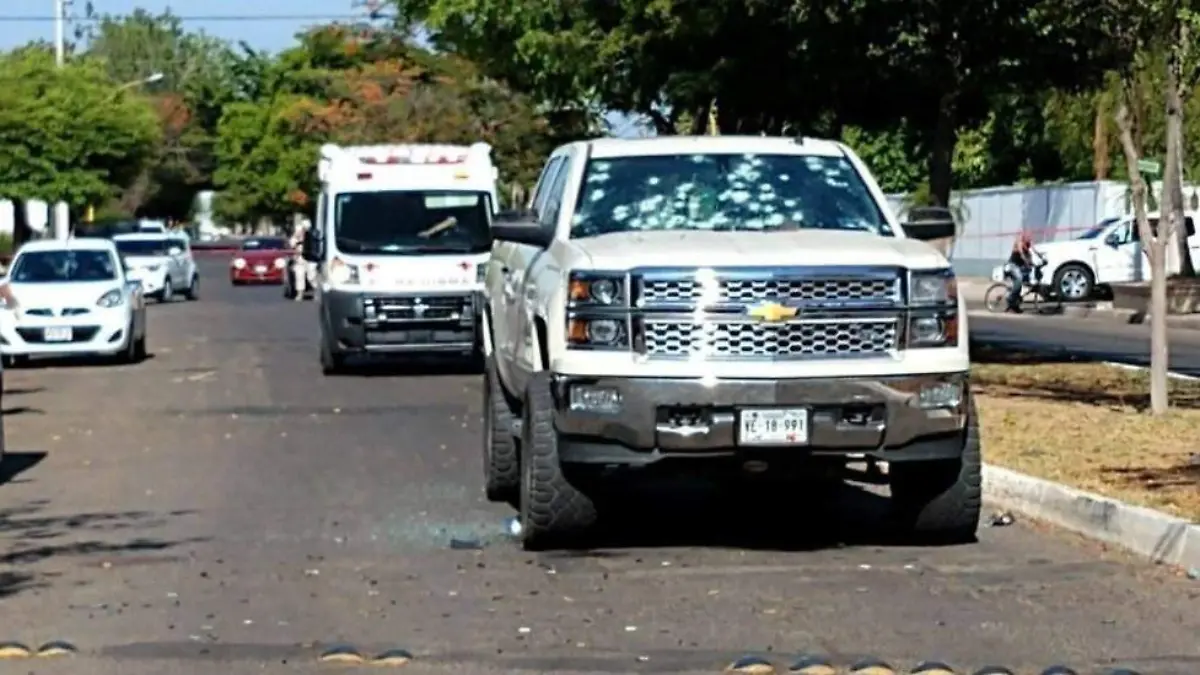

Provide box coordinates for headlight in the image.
[567,317,627,349]
[909,270,956,305]
[568,271,626,305]
[97,289,124,308]
[328,258,360,285]
[146,264,163,272]
[274,257,287,269]
[476,264,486,284]
[232,258,247,270]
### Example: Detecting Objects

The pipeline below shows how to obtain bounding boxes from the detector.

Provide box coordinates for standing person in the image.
[289,221,311,301]
[1004,232,1035,313]
[0,278,20,463]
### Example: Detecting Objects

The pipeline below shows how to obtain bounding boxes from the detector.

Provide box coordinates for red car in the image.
[230,237,291,285]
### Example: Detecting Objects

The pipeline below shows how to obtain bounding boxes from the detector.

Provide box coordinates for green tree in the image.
[0,50,160,210]
[85,10,239,219]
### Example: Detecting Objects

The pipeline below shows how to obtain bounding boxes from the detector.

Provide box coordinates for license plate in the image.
[43,326,73,342]
[738,408,809,446]
[255,265,268,274]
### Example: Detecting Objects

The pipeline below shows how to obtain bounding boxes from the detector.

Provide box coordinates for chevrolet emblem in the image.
[747,301,798,323]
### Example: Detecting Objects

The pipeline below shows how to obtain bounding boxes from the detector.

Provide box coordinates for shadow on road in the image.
[330,357,482,378]
[11,353,157,370]
[531,476,966,554]
[0,451,47,485]
[0,500,207,596]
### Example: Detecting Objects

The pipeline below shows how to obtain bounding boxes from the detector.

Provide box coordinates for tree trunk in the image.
[1116,85,1170,415]
[1093,95,1110,180]
[1167,20,1195,275]
[927,93,958,208]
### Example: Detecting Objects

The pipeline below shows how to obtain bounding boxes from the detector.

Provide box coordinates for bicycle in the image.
[984,263,1062,314]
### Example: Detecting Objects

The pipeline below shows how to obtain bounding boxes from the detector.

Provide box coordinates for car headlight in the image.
[567,317,628,349]
[909,269,956,305]
[476,264,486,284]
[568,271,626,306]
[145,264,163,272]
[97,289,124,308]
[274,257,287,269]
[328,258,360,285]
[232,258,247,270]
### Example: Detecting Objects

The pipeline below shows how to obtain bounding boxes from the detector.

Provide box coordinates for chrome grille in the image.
[643,318,899,359]
[639,277,899,306]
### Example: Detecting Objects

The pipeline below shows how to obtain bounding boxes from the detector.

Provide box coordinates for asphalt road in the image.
[971,311,1200,375]
[1,258,1198,675]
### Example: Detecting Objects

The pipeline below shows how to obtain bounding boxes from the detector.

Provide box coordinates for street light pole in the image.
[53,0,65,67]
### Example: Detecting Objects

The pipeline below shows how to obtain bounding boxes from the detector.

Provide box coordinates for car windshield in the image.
[570,153,891,238]
[334,191,491,255]
[1078,218,1120,240]
[10,250,118,283]
[242,237,287,251]
[115,239,170,256]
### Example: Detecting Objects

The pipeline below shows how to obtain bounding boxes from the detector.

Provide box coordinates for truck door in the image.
[502,155,569,395]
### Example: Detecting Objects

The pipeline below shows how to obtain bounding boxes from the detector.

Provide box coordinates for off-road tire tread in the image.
[483,358,519,503]
[519,372,597,550]
[890,393,982,543]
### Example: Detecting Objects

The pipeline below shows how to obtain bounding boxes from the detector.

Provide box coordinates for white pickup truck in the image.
[481,136,974,549]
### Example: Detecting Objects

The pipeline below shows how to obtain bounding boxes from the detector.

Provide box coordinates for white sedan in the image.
[0,238,148,366]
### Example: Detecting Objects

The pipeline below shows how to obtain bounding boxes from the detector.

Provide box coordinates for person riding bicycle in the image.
[1004,232,1038,313]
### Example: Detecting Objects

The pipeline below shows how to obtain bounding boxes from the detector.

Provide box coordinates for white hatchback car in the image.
[0,238,148,366]
[114,233,200,302]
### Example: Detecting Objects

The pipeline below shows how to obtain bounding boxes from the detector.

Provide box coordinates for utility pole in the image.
[53,0,66,67]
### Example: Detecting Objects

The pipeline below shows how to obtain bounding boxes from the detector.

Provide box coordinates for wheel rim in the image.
[1058,270,1089,300]
[985,285,1008,312]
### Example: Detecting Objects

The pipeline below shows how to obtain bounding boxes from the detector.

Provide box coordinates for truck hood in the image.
[566,230,949,270]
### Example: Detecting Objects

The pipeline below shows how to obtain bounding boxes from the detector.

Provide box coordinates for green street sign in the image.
[1137,159,1162,175]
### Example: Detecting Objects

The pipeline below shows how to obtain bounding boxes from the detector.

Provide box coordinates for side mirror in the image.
[901,206,958,242]
[301,230,322,262]
[167,246,184,256]
[1104,232,1121,247]
[492,210,553,248]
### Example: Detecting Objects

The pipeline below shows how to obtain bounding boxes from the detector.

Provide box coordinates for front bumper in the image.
[552,372,969,465]
[0,307,133,357]
[129,271,167,295]
[322,288,481,355]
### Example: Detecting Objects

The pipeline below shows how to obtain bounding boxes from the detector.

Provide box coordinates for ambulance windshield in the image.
[334,190,492,255]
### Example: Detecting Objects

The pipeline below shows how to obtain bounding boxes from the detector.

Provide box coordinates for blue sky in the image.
[0,0,359,52]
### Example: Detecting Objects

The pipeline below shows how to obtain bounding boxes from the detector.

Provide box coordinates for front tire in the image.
[185,275,199,300]
[1052,263,1095,302]
[319,330,347,376]
[889,394,982,544]
[518,372,598,550]
[483,357,519,505]
[159,278,174,302]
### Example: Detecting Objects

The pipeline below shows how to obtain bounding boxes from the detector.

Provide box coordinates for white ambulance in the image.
[303,142,500,374]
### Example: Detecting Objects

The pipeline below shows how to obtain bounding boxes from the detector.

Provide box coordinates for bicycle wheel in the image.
[984,282,1010,313]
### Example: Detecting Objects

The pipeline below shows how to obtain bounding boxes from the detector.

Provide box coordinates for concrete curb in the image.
[983,464,1200,569]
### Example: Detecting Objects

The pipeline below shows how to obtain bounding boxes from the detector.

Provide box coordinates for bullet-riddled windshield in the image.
[570,153,891,238]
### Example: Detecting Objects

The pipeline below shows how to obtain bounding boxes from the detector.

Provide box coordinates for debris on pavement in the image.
[503,516,522,537]
[988,511,1016,527]
[449,537,483,550]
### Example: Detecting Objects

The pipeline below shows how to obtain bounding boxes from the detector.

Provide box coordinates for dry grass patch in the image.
[971,343,1200,522]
